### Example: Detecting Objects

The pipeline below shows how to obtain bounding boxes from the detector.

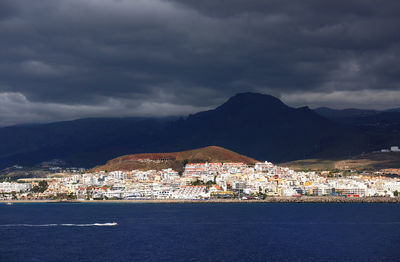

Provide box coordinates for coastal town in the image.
[1,160,400,201]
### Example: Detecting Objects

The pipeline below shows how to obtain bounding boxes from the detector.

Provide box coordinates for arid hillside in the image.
[280,152,400,171]
[90,146,258,172]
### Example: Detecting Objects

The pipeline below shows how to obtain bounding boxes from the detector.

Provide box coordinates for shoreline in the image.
[1,197,400,204]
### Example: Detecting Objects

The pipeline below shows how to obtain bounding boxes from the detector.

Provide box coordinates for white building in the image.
[0,182,32,193]
[391,146,400,152]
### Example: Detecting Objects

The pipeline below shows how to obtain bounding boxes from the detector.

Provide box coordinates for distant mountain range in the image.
[314,107,400,153]
[0,92,399,169]
[314,107,400,126]
[90,146,257,173]
[314,107,380,119]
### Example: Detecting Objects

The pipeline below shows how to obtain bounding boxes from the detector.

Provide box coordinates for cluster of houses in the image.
[378,145,400,153]
[1,161,400,200]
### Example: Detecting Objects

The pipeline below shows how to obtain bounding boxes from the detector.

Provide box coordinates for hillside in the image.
[280,152,400,171]
[90,146,258,172]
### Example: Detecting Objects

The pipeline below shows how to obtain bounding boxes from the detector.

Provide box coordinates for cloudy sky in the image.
[0,0,399,126]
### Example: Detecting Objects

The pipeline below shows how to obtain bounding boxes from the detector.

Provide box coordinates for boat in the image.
[6,202,13,205]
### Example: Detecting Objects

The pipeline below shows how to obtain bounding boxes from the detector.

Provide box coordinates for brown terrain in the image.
[90,146,258,172]
[280,152,400,171]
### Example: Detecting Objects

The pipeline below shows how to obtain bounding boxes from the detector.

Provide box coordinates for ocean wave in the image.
[60,223,118,226]
[0,222,118,227]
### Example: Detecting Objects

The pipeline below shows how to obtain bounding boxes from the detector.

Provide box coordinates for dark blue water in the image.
[1,203,400,262]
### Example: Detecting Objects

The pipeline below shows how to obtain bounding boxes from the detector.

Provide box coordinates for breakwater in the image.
[2,197,400,204]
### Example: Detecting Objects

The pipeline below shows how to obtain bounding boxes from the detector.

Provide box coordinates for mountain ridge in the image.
[0,92,398,169]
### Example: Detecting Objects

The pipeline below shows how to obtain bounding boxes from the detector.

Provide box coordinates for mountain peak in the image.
[229,92,283,103]
[216,92,289,114]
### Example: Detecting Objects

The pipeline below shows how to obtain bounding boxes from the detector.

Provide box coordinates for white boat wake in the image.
[0,222,118,227]
[61,222,118,226]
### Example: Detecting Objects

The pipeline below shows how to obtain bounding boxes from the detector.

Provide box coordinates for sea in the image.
[1,203,400,262]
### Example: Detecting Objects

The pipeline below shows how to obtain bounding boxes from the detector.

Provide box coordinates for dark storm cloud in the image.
[0,0,399,126]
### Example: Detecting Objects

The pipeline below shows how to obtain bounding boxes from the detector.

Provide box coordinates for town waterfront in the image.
[1,203,400,261]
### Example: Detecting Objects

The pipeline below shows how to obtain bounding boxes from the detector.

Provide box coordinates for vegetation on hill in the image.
[31,181,48,193]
